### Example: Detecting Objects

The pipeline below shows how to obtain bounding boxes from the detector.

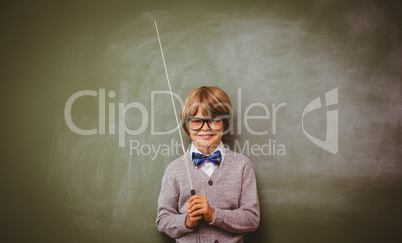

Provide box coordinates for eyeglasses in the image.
[185,117,224,131]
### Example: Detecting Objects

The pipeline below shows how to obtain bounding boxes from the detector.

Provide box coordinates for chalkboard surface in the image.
[1,0,401,242]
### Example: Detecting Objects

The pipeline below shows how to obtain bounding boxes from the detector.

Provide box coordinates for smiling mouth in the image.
[198,134,215,139]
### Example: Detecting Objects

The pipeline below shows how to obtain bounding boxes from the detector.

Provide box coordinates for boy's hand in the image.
[185,194,215,228]
[185,211,203,228]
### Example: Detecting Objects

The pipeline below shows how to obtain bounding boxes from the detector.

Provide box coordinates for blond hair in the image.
[181,86,232,141]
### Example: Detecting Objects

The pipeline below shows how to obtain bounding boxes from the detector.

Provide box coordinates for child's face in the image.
[189,109,223,155]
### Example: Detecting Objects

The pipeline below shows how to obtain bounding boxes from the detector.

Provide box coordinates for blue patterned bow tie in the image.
[192,150,222,167]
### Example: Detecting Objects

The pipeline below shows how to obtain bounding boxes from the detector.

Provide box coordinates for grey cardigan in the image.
[156,149,260,243]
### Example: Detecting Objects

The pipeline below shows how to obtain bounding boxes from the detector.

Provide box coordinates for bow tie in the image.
[192,150,222,168]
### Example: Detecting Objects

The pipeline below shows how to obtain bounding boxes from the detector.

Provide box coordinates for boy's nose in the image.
[200,122,210,131]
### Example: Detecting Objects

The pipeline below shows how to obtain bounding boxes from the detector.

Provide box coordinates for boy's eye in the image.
[190,119,202,124]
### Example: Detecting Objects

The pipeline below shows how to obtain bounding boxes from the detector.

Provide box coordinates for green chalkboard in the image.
[1,0,401,242]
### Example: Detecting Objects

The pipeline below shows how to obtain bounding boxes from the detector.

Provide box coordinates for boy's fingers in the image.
[189,202,209,213]
[187,199,202,210]
[188,204,210,216]
[189,210,200,217]
[187,203,202,214]
[190,196,208,205]
[187,194,210,216]
[189,195,203,203]
[189,198,204,205]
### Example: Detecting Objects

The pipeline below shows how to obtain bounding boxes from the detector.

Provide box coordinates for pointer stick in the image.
[154,21,196,196]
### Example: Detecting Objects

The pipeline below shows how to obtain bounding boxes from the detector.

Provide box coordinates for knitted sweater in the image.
[156,149,260,243]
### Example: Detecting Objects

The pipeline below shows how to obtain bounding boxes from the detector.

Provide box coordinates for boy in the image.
[156,86,260,242]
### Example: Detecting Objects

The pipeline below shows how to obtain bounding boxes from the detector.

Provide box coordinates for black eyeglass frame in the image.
[185,117,226,131]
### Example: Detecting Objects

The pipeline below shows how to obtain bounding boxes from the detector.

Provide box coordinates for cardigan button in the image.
[208,180,213,186]
[215,240,219,243]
